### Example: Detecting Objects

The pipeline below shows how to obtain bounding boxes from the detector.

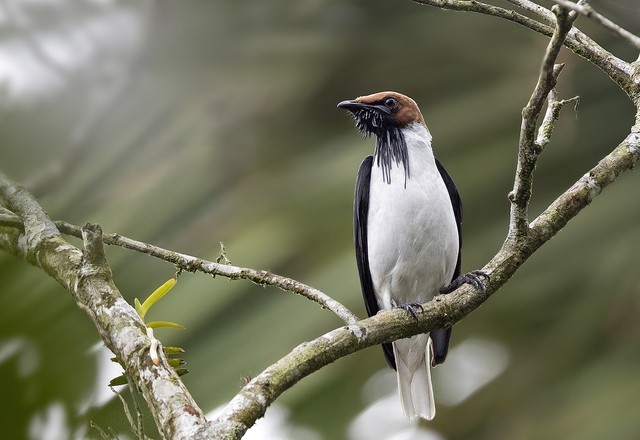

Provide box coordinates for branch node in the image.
[80,223,112,280]
[552,63,565,79]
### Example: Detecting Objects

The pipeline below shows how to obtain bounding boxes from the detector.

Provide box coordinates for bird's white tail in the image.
[393,334,435,420]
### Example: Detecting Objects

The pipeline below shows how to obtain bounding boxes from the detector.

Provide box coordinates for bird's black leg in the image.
[396,303,424,321]
[440,270,490,294]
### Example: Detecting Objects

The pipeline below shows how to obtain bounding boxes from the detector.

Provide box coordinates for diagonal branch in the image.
[3,127,639,439]
[210,123,640,438]
[0,211,359,325]
[506,0,555,24]
[0,175,215,440]
[79,224,213,439]
[411,0,635,98]
[0,173,58,252]
[508,6,577,241]
[551,0,640,50]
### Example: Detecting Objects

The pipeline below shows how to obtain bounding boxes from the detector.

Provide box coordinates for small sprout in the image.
[136,278,177,321]
[217,242,231,265]
[163,346,185,355]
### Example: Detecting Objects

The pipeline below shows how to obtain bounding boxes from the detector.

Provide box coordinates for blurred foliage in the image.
[1,0,639,439]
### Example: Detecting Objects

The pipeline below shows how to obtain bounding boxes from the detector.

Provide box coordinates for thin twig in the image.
[410,0,634,98]
[508,6,576,241]
[535,93,580,150]
[0,211,358,325]
[505,0,555,24]
[551,0,640,50]
[73,223,358,325]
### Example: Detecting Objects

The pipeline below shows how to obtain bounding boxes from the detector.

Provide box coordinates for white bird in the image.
[338,91,486,420]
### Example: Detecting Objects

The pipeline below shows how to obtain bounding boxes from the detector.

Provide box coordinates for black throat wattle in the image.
[353,109,410,186]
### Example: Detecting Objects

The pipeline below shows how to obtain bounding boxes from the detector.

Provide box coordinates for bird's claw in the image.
[397,302,424,321]
[440,270,490,294]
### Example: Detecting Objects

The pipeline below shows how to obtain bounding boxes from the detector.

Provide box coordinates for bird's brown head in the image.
[337,91,425,138]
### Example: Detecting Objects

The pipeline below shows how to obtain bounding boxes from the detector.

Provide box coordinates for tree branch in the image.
[2,2,639,438]
[535,92,580,150]
[2,114,639,440]
[508,6,576,241]
[411,0,635,98]
[551,0,640,50]
[0,195,357,325]
[0,210,359,325]
[506,0,555,24]
[210,120,640,438]
[0,173,58,253]
[0,175,215,439]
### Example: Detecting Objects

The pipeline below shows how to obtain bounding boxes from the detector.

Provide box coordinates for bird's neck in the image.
[374,122,432,186]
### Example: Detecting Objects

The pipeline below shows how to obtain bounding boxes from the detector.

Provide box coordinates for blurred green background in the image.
[1,0,639,439]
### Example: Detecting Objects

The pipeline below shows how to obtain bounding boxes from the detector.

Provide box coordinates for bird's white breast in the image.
[367,123,459,309]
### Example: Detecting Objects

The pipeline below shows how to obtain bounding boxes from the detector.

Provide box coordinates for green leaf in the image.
[138,278,177,320]
[146,320,185,330]
[167,358,186,367]
[174,368,189,377]
[108,375,128,387]
[163,346,185,355]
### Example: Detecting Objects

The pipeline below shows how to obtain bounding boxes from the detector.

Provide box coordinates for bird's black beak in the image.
[337,99,391,114]
[337,100,364,113]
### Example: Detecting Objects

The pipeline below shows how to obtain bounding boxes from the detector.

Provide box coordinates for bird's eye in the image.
[384,97,398,109]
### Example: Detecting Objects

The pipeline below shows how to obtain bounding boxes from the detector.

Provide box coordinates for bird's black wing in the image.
[430,157,463,366]
[355,155,396,370]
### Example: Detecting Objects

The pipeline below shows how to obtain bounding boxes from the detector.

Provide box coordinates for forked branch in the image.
[508,6,577,241]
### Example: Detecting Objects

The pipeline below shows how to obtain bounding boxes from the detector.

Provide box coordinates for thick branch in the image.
[79,224,212,439]
[211,123,640,438]
[508,7,575,241]
[0,176,215,440]
[0,173,58,253]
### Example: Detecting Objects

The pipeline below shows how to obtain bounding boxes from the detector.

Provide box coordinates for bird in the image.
[338,91,486,420]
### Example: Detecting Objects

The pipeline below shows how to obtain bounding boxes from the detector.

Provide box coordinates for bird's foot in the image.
[396,302,424,321]
[440,270,490,294]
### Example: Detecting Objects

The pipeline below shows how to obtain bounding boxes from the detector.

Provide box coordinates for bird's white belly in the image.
[367,154,458,310]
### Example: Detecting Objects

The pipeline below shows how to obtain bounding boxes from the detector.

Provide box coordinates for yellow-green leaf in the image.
[163,346,185,355]
[138,278,177,320]
[174,368,189,376]
[167,358,186,367]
